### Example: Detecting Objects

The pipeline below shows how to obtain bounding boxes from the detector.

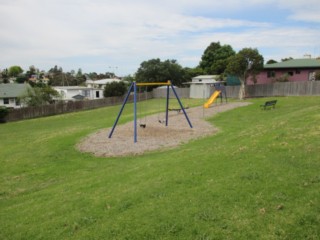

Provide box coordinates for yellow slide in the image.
[203,90,221,108]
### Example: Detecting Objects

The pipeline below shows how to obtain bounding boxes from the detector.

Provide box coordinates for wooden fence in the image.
[6,92,152,122]
[4,82,319,122]
[152,87,190,98]
[226,81,320,98]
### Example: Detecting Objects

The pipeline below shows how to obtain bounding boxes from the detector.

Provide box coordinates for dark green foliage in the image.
[0,69,9,83]
[315,70,320,80]
[103,81,127,97]
[20,86,60,106]
[135,58,188,87]
[48,66,86,86]
[15,75,28,83]
[0,106,9,123]
[199,42,235,74]
[281,57,293,62]
[226,48,264,79]
[122,74,135,83]
[266,59,277,64]
[225,48,264,99]
[184,67,205,79]
[8,65,23,77]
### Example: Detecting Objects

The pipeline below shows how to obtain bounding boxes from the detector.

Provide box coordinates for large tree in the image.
[8,66,23,77]
[199,42,235,74]
[225,48,264,100]
[135,58,188,88]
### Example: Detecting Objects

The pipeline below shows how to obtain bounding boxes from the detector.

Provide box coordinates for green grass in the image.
[0,97,319,239]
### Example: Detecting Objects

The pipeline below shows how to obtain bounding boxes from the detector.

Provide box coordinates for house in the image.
[0,83,32,108]
[85,78,125,89]
[29,74,50,84]
[52,86,104,101]
[188,75,220,98]
[248,58,320,85]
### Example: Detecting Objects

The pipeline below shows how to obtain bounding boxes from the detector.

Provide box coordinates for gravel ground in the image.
[76,102,250,157]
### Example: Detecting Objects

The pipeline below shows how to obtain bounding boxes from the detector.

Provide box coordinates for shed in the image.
[188,75,220,98]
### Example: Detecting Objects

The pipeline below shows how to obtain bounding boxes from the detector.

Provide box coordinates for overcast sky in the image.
[1,0,320,76]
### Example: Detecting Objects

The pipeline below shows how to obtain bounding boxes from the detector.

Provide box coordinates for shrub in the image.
[315,71,320,81]
[0,106,9,123]
[276,73,289,82]
[104,81,127,97]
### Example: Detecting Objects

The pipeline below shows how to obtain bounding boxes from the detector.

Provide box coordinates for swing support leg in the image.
[108,82,134,139]
[165,84,169,126]
[170,82,193,128]
[134,82,137,143]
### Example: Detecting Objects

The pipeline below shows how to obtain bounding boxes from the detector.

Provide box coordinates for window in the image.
[267,71,275,78]
[96,91,100,98]
[288,71,294,76]
[82,90,90,97]
[295,69,301,74]
[3,98,9,104]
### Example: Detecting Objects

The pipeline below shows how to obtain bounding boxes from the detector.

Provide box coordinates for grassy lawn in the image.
[0,96,319,239]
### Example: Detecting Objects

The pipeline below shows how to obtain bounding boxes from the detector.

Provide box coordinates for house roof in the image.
[264,58,320,69]
[53,86,93,90]
[191,75,220,84]
[0,83,32,98]
[86,78,124,85]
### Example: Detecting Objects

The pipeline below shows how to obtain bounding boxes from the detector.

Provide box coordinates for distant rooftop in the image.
[0,83,32,98]
[86,78,124,84]
[191,75,220,84]
[264,58,320,69]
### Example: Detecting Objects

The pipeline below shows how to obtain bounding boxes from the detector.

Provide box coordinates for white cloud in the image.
[0,0,319,74]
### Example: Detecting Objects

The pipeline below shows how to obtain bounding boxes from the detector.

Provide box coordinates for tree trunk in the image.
[238,80,245,100]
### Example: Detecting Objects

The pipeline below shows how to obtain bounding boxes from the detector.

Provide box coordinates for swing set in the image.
[108,80,193,143]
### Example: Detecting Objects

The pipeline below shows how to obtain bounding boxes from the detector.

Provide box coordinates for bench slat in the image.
[260,100,277,110]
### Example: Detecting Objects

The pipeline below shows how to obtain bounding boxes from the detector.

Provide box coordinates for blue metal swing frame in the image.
[108,80,192,143]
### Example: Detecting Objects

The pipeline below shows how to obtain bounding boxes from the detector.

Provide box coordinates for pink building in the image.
[247,58,320,85]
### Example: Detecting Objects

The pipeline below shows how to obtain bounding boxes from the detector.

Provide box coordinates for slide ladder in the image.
[203,90,221,108]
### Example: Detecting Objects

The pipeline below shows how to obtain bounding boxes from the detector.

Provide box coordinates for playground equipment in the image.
[204,90,221,108]
[203,83,227,108]
[108,80,192,143]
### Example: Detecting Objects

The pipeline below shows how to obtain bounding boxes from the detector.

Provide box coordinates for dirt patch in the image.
[77,102,250,157]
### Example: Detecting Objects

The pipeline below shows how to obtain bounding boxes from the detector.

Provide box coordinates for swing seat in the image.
[139,124,146,128]
[168,106,189,113]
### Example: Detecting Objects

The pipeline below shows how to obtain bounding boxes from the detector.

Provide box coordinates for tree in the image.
[25,65,37,78]
[281,57,293,62]
[104,81,127,97]
[266,59,277,64]
[122,75,135,83]
[1,69,9,83]
[225,48,264,100]
[135,58,188,88]
[75,68,86,85]
[0,106,9,123]
[15,75,28,83]
[8,66,23,77]
[184,67,205,79]
[20,86,60,106]
[199,42,235,74]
